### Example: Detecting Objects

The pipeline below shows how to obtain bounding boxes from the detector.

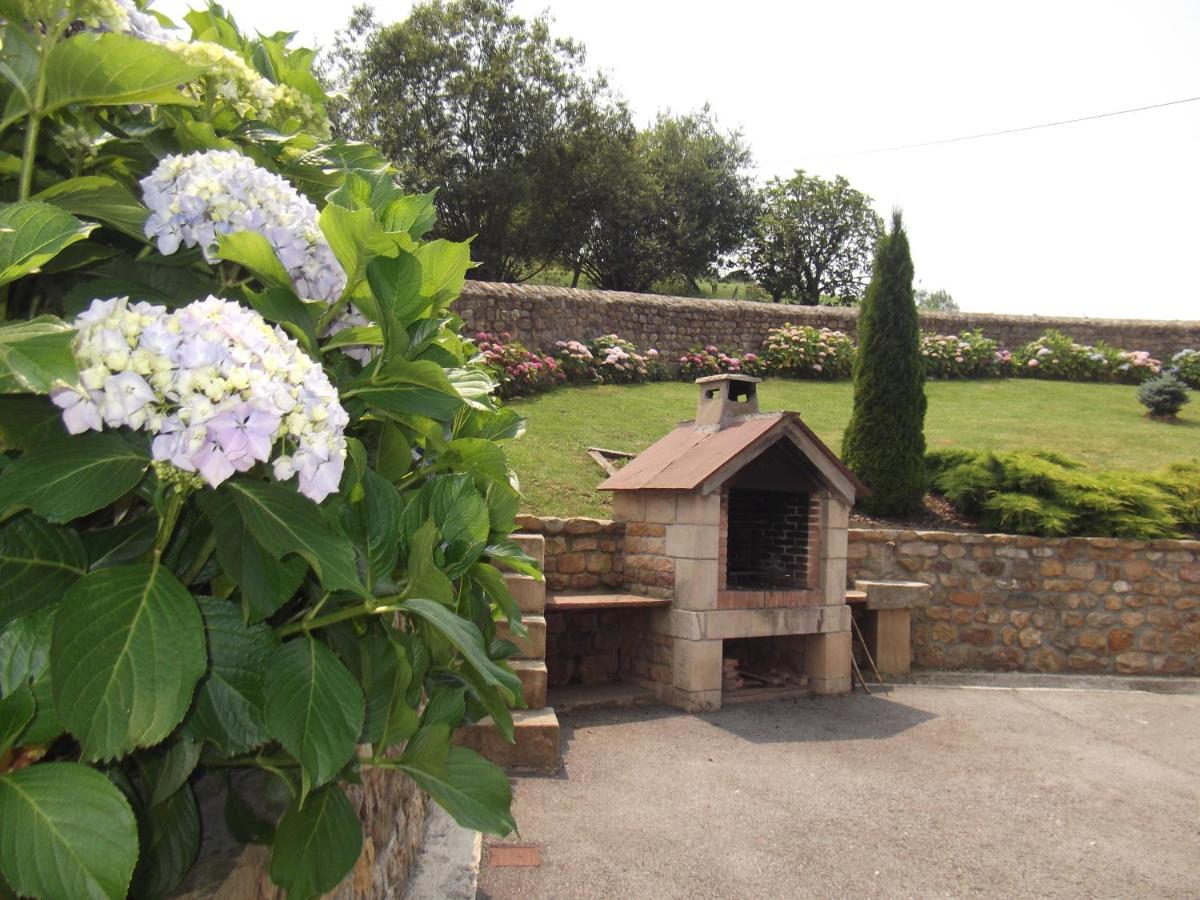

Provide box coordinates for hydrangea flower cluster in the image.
[50,296,348,502]
[82,0,170,42]
[164,39,325,133]
[141,150,346,303]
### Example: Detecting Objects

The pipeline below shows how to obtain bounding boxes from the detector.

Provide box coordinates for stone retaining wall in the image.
[848,529,1200,677]
[179,768,427,898]
[515,514,1200,677]
[457,281,1200,362]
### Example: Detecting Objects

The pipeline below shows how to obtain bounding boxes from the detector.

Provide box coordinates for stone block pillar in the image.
[670,637,723,712]
[805,630,852,695]
[854,579,930,678]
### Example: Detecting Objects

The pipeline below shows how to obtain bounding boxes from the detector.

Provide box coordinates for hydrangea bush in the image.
[678,344,767,380]
[919,330,1011,379]
[589,334,667,384]
[1169,349,1200,389]
[0,4,531,898]
[761,324,855,379]
[475,331,564,397]
[1015,330,1161,384]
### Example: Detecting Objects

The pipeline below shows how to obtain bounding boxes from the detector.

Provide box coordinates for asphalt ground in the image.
[478,683,1200,899]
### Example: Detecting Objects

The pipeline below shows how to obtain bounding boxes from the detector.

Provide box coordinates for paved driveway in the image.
[478,684,1200,899]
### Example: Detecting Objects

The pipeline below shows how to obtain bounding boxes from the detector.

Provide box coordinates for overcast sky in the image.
[156,0,1199,320]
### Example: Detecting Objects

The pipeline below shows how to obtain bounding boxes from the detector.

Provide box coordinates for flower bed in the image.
[489,324,1174,399]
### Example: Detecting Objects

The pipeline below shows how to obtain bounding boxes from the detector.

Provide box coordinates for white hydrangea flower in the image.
[51,296,349,503]
[141,150,347,303]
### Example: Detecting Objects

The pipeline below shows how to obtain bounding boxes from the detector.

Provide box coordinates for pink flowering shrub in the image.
[589,334,668,384]
[920,330,1012,378]
[552,339,597,382]
[761,324,854,379]
[474,332,564,397]
[1015,331,1160,384]
[677,344,768,380]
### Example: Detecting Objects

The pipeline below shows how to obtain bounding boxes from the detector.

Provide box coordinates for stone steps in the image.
[497,533,544,570]
[463,533,560,770]
[496,615,546,660]
[453,708,560,773]
[509,660,548,709]
[504,573,545,615]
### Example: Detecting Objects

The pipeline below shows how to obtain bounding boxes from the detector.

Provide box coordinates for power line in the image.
[768,95,1200,164]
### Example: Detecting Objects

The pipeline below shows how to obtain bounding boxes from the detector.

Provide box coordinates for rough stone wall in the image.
[457,281,1200,361]
[848,529,1200,677]
[177,767,428,899]
[513,514,624,592]
[516,514,1200,677]
[545,609,622,686]
[514,513,675,598]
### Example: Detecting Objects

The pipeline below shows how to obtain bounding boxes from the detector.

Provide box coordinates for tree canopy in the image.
[327,4,755,291]
[328,0,617,282]
[573,108,756,292]
[746,171,883,304]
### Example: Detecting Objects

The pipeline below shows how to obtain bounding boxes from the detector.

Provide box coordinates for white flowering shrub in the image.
[0,4,529,898]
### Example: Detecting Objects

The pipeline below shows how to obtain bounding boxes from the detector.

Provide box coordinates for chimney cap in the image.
[694,373,762,385]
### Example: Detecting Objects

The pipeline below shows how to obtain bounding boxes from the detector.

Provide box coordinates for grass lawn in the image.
[503,379,1200,518]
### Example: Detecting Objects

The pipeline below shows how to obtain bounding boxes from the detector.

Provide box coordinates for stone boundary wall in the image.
[514,515,1200,677]
[457,281,1200,362]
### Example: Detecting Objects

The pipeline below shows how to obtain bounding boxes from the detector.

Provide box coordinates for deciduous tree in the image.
[328,0,614,282]
[746,171,882,304]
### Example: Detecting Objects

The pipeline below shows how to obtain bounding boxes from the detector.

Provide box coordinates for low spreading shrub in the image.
[761,324,855,379]
[1170,348,1200,389]
[1015,330,1161,384]
[927,448,1199,538]
[1138,373,1191,419]
[919,330,1012,378]
[474,332,564,397]
[677,344,768,380]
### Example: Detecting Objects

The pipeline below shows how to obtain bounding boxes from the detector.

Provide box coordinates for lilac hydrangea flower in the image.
[57,295,348,502]
[140,150,346,302]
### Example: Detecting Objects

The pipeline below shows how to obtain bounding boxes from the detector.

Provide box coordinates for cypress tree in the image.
[842,209,927,515]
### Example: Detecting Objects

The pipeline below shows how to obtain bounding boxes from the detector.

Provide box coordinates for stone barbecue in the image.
[590,374,867,710]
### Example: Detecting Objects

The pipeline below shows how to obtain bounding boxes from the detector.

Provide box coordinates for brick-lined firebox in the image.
[581,374,867,711]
